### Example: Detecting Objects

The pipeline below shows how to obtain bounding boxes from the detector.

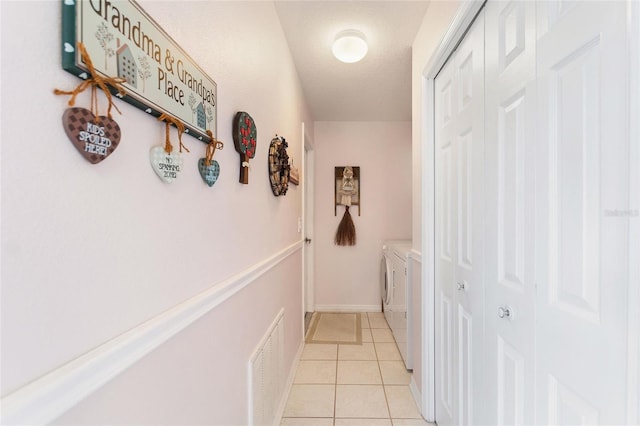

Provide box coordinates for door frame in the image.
[301,122,315,320]
[420,1,485,420]
[628,1,640,422]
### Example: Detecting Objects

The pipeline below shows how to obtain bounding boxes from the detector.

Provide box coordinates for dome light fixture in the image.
[332,30,368,63]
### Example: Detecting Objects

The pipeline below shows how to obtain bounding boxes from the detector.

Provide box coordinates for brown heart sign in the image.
[62,107,121,164]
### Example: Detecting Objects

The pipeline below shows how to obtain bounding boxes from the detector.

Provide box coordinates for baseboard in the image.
[409,376,423,417]
[1,241,303,426]
[314,304,381,313]
[273,339,304,426]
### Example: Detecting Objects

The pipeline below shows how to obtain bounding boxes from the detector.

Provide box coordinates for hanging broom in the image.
[335,205,356,246]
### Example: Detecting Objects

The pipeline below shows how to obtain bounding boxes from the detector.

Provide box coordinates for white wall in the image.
[1,1,311,424]
[313,121,411,310]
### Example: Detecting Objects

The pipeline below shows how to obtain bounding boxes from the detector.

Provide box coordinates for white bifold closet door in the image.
[434,9,485,426]
[484,1,537,424]
[435,1,635,425]
[535,1,631,424]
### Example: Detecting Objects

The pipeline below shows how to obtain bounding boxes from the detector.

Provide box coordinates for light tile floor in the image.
[281,312,435,426]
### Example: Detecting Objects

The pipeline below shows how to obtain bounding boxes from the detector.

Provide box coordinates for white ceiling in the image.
[274,1,431,122]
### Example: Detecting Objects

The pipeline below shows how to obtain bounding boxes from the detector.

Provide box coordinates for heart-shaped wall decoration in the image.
[198,158,220,187]
[150,146,183,183]
[62,107,121,164]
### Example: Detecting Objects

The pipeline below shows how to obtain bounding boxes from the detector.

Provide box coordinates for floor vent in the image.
[249,309,285,426]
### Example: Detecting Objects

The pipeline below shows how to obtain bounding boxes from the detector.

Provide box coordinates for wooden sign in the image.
[289,166,300,185]
[62,0,217,143]
[62,107,121,164]
[150,146,183,183]
[335,166,360,216]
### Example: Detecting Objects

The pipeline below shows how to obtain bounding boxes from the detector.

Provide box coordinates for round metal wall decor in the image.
[268,136,290,196]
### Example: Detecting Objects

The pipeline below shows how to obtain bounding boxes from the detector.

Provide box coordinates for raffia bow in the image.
[53,42,127,120]
[205,130,224,166]
[158,113,189,154]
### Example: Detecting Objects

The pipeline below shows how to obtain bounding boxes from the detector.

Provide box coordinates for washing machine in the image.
[380,246,393,324]
[381,240,412,369]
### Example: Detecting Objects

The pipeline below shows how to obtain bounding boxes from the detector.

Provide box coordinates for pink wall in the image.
[313,122,412,310]
[53,253,302,426]
[1,1,310,423]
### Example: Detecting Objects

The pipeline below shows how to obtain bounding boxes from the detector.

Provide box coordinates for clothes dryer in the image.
[382,240,412,369]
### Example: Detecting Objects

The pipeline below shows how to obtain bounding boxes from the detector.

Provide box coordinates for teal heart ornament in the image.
[198,158,220,187]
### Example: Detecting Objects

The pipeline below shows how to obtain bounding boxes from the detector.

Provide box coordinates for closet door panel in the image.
[435,52,458,426]
[453,13,485,425]
[536,1,630,423]
[435,10,485,426]
[484,1,537,425]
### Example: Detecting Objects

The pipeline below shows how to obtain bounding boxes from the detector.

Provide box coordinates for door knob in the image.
[498,306,511,319]
[457,282,466,291]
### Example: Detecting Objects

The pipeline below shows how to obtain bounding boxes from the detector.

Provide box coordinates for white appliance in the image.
[380,248,393,323]
[381,240,412,369]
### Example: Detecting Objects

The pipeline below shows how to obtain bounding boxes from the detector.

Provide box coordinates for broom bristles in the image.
[335,206,356,246]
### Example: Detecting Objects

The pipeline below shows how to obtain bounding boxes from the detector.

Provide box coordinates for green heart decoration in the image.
[199,133,224,187]
[198,158,220,187]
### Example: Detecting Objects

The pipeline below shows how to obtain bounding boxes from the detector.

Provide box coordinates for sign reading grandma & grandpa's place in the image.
[62,0,217,142]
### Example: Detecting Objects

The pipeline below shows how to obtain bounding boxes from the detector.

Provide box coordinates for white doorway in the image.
[302,123,315,331]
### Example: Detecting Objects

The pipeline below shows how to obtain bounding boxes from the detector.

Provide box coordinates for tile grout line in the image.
[284,312,424,425]
[334,339,338,426]
[371,312,394,424]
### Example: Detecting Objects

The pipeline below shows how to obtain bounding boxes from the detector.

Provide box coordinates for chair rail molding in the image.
[1,241,303,426]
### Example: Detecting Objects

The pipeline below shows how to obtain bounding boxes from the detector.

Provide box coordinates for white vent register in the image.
[248,309,285,426]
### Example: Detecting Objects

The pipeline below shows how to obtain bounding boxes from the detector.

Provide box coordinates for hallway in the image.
[280,312,433,426]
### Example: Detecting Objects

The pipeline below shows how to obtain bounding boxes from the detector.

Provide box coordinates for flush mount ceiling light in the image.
[332,30,368,63]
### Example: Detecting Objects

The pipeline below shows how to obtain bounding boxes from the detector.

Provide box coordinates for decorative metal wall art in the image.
[334,166,360,246]
[268,135,290,196]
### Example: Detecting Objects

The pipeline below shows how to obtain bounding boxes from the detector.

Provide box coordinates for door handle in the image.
[498,306,512,319]
[304,238,312,244]
[457,282,466,291]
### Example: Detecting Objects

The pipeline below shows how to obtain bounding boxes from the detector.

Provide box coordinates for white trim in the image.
[409,376,423,418]
[627,0,640,423]
[302,126,315,315]
[1,241,303,426]
[274,339,305,426]
[314,305,380,313]
[420,0,484,421]
[423,0,486,80]
[301,121,308,339]
[408,249,422,263]
[420,70,436,422]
